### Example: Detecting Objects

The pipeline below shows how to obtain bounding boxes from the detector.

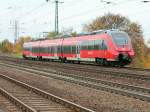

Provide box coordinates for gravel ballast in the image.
[0,66,150,112]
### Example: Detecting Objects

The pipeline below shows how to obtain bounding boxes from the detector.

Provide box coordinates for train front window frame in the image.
[111,32,129,46]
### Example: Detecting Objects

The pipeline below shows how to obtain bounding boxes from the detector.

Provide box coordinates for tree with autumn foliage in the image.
[47,28,77,39]
[13,36,32,54]
[83,13,149,68]
[0,39,13,53]
[0,36,31,55]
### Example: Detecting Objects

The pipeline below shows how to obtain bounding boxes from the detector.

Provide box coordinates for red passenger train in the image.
[23,29,135,66]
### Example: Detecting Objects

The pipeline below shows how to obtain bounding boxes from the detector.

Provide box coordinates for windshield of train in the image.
[111,32,129,46]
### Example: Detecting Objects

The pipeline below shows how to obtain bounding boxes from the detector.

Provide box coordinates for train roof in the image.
[25,29,125,43]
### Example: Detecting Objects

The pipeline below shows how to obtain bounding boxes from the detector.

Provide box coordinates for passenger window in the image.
[102,40,107,50]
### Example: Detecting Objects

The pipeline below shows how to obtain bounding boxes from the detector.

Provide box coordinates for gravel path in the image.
[0,66,150,112]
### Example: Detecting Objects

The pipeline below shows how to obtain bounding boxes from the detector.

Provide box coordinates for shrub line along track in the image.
[0,74,94,112]
[1,62,150,102]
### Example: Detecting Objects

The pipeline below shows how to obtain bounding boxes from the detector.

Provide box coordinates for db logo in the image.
[122,48,125,50]
[88,51,92,55]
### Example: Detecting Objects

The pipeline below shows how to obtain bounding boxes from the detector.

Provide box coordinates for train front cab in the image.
[108,31,134,66]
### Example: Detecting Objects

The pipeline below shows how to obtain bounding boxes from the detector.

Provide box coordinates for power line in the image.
[19,0,149,36]
[16,2,47,20]
[9,20,25,43]
[46,0,64,34]
[14,20,18,43]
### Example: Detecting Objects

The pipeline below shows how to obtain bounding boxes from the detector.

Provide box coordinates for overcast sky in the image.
[0,0,150,43]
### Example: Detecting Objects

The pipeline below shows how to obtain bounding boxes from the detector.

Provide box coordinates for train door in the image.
[76,42,81,60]
[102,40,107,58]
[54,46,57,57]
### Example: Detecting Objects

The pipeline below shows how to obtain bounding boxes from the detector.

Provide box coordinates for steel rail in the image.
[0,88,37,112]
[1,62,150,102]
[1,58,150,82]
[4,62,150,93]
[0,55,150,72]
[0,74,95,112]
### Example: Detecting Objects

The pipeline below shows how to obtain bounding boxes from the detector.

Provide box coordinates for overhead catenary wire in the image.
[18,0,149,38]
[20,0,142,25]
[16,2,48,20]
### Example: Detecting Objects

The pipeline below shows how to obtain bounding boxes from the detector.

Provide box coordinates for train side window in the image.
[86,41,88,50]
[40,47,43,53]
[88,41,93,50]
[94,40,98,50]
[51,46,53,54]
[53,46,55,54]
[74,45,76,54]
[59,46,61,53]
[63,46,66,54]
[54,46,55,53]
[62,46,64,53]
[52,46,54,54]
[63,46,65,53]
[49,46,51,53]
[102,40,108,50]
[50,46,52,53]
[71,45,72,54]
[54,46,56,54]
[54,46,56,53]
[45,47,47,53]
[66,46,68,54]
[92,40,94,50]
[87,41,90,50]
[48,47,50,53]
[99,40,103,50]
[57,46,59,54]
[41,47,43,53]
[81,41,87,50]
[46,47,48,53]
[69,45,72,54]
[65,46,67,54]
[81,42,84,50]
[34,47,36,53]
[67,46,69,54]
[72,45,75,54]
[68,46,70,54]
[43,47,45,53]
[68,45,70,54]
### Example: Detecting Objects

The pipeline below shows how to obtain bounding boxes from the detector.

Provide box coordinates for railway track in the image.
[1,62,150,102]
[1,58,150,82]
[0,55,150,74]
[0,73,94,112]
[0,93,22,112]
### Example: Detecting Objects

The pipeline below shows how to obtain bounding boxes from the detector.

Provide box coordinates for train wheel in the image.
[96,58,102,65]
[37,56,42,61]
[23,55,27,60]
[77,61,80,64]
[110,62,115,67]
[119,62,125,67]
[61,57,66,63]
[102,59,108,66]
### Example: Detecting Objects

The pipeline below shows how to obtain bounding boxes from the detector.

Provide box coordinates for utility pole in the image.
[14,20,18,43]
[9,20,25,43]
[46,0,64,34]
